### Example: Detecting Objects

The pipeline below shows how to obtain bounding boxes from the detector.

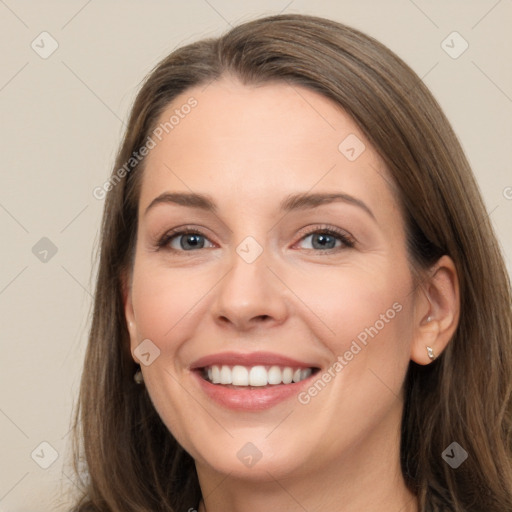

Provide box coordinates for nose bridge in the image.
[211,233,287,329]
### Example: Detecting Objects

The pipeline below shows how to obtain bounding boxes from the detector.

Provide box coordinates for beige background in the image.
[0,1,511,510]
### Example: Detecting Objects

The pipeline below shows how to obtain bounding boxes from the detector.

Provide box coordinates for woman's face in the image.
[125,76,421,481]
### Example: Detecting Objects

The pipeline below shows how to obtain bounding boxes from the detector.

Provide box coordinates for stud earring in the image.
[134,367,144,384]
[426,346,436,361]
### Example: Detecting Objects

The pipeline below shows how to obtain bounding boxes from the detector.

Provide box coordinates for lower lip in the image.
[191,370,316,411]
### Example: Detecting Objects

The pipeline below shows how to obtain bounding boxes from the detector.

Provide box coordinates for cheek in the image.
[286,260,412,349]
[286,264,414,445]
[131,260,213,343]
[129,262,211,448]
[284,258,415,406]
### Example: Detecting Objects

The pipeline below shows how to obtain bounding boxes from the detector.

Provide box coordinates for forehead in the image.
[138,76,399,221]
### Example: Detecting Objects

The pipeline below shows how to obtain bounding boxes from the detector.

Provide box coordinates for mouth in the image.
[199,364,320,388]
[189,351,322,409]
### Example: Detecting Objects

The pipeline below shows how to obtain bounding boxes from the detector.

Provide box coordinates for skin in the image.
[124,76,459,512]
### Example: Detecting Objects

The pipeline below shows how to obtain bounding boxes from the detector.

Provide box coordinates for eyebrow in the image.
[144,191,375,220]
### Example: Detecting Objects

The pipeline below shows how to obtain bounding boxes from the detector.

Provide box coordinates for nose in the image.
[210,247,289,332]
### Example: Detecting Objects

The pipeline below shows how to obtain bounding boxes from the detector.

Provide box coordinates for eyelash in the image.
[156,225,355,254]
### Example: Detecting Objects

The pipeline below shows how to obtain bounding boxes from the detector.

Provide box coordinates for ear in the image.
[410,255,460,365]
[121,268,138,361]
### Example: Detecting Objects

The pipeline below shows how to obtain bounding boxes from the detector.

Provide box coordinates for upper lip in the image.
[190,351,319,370]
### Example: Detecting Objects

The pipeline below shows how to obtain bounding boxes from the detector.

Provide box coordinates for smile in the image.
[190,351,322,409]
[202,365,316,387]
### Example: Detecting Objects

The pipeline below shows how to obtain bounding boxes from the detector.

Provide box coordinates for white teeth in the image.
[267,366,282,385]
[249,366,268,386]
[203,364,314,386]
[282,367,293,384]
[211,365,221,384]
[220,365,232,384]
[300,368,312,380]
[232,365,249,386]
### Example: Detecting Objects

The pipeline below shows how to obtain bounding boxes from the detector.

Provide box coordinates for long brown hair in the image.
[70,13,512,511]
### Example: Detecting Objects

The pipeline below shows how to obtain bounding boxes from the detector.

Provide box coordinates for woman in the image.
[71,13,512,511]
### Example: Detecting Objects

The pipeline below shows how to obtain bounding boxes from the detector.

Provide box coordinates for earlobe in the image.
[412,317,439,365]
[410,255,460,365]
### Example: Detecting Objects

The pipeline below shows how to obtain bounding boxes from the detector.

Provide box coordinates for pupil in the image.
[181,234,204,250]
[313,233,335,249]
